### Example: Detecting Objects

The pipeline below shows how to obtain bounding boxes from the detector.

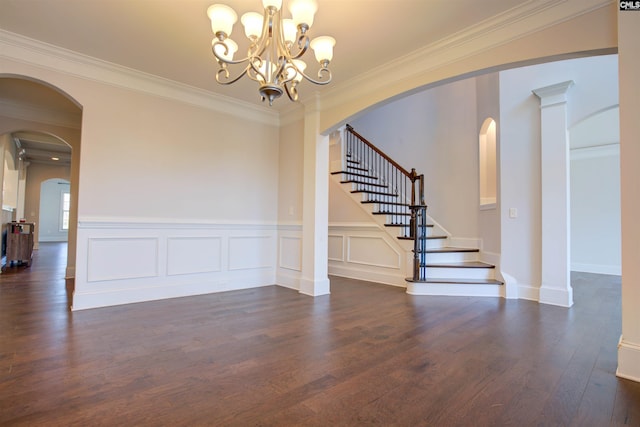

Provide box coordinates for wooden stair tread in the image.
[352,190,398,196]
[332,171,378,179]
[423,261,495,269]
[340,180,387,188]
[425,247,479,253]
[405,278,503,285]
[398,235,447,241]
[362,200,409,207]
[373,212,411,216]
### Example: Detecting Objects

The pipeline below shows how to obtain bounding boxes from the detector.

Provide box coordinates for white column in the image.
[16,159,29,220]
[617,9,640,383]
[300,96,330,296]
[532,81,574,308]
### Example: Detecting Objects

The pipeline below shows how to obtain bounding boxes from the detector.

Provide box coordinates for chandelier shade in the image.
[207,0,335,105]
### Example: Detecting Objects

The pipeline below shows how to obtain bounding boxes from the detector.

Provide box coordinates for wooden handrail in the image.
[346,124,414,180]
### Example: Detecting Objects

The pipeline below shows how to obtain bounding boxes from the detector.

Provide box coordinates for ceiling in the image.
[0,0,530,108]
[12,131,72,166]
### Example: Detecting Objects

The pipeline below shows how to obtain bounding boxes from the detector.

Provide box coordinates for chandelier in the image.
[207,0,335,106]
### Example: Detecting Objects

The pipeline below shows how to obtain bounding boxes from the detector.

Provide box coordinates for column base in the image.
[299,277,330,297]
[539,285,573,307]
[617,336,640,382]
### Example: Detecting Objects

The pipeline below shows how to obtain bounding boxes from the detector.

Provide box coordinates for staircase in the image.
[331,125,503,296]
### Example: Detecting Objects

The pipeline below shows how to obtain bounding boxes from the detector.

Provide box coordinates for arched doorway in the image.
[0,76,81,282]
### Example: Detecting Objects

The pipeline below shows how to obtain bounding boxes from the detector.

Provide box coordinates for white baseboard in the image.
[276,269,301,291]
[299,277,330,296]
[72,276,272,311]
[539,285,574,307]
[571,262,621,276]
[617,336,640,382]
[517,283,540,302]
[406,281,502,297]
[329,264,407,288]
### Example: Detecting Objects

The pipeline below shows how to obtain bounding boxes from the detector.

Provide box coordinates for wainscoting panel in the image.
[279,236,302,271]
[166,237,222,276]
[228,235,274,270]
[328,234,344,262]
[328,223,409,287]
[347,235,401,269]
[87,237,158,282]
[276,224,303,291]
[74,220,280,310]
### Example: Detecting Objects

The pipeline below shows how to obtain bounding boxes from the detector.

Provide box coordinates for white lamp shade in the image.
[262,0,282,10]
[213,38,238,61]
[310,36,335,63]
[241,12,263,39]
[282,19,297,44]
[289,0,317,28]
[207,4,237,36]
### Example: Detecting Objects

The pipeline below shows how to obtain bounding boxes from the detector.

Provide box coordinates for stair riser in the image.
[425,267,495,280]
[421,239,448,249]
[361,195,404,204]
[424,252,479,263]
[346,177,379,186]
[406,282,503,297]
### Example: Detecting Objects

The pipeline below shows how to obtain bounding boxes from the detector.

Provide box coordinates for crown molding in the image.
[320,0,614,114]
[0,29,279,126]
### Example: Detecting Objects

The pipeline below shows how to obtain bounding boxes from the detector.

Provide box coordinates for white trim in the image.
[327,221,382,231]
[406,281,502,297]
[517,283,540,302]
[329,264,407,288]
[0,30,278,126]
[617,336,640,382]
[77,217,279,230]
[299,277,330,296]
[571,262,621,276]
[319,0,610,113]
[346,235,402,270]
[539,286,574,307]
[570,143,620,159]
[449,237,482,250]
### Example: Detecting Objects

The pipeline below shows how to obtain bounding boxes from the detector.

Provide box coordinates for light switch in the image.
[509,208,518,218]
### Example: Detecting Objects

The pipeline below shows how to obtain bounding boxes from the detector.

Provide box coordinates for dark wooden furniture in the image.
[5,221,34,266]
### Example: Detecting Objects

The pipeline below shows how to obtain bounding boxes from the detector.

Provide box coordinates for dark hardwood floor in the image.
[1,242,639,426]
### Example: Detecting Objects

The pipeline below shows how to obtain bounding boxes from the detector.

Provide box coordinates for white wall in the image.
[38,178,70,242]
[23,162,71,247]
[570,145,620,275]
[349,78,480,240]
[475,73,501,255]
[499,54,619,298]
[1,134,18,211]
[1,38,282,309]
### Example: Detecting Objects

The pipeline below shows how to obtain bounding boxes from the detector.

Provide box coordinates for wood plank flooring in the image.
[1,242,639,426]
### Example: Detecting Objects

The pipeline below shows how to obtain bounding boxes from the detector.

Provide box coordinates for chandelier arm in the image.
[212,41,258,66]
[215,65,250,85]
[284,81,299,102]
[287,33,310,60]
[246,59,268,84]
[298,67,333,85]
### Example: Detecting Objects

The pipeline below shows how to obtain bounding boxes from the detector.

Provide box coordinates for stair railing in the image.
[345,125,428,280]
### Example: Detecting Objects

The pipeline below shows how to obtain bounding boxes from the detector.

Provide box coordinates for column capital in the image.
[532,80,574,108]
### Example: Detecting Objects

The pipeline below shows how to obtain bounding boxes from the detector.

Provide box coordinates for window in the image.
[61,191,70,231]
